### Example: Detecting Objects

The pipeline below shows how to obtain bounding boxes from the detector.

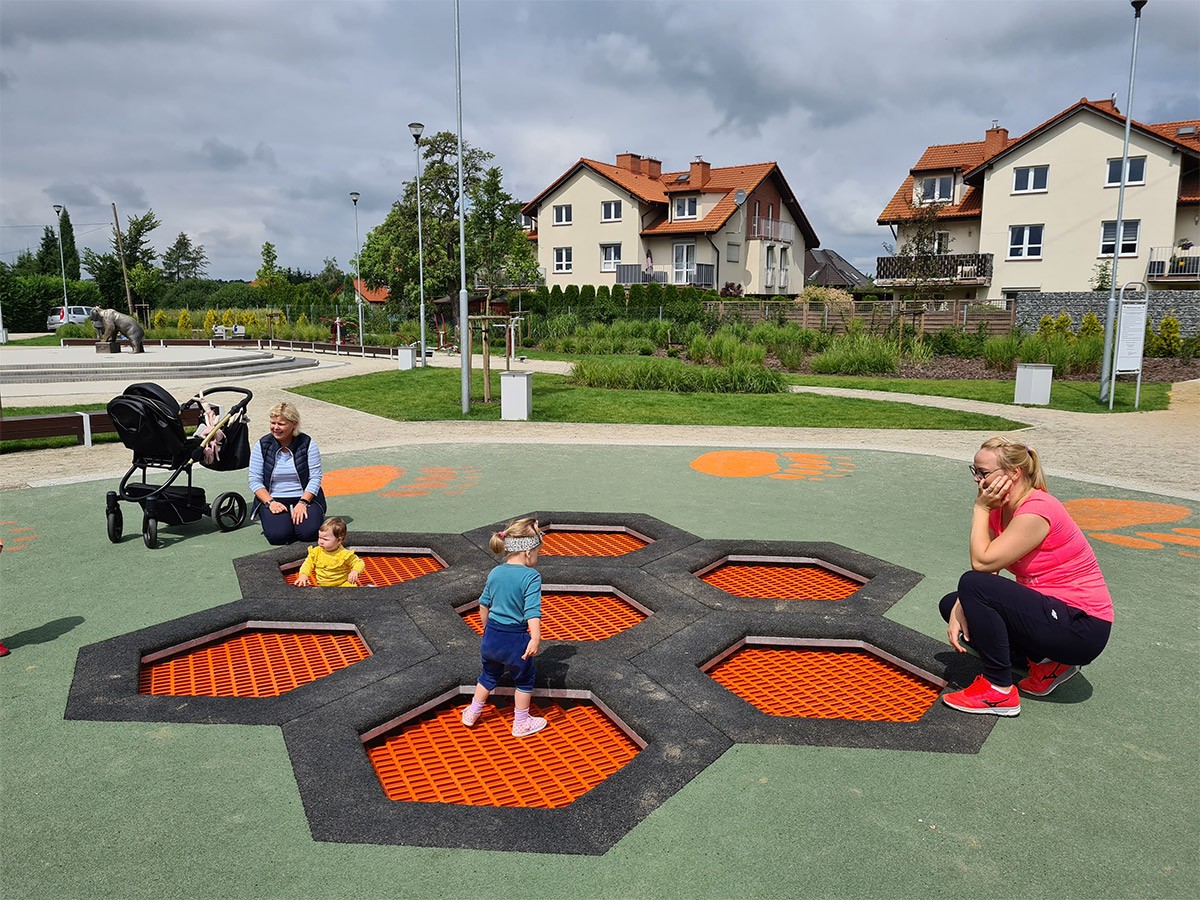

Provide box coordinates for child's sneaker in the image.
[1018,661,1080,697]
[942,675,1020,716]
[512,715,547,738]
[461,704,483,727]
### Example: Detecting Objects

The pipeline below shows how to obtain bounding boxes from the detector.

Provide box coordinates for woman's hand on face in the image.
[974,472,1014,509]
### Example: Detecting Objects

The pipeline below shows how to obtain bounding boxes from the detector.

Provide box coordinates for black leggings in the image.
[940,570,1111,687]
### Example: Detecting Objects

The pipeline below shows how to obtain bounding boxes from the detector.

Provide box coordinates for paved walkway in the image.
[1,341,1197,500]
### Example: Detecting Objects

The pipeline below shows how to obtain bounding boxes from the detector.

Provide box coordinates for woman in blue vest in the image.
[248,401,326,544]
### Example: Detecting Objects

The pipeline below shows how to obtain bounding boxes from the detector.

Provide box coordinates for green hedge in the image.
[0,271,101,332]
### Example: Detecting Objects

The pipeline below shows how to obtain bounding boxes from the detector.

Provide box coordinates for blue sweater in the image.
[478,564,542,627]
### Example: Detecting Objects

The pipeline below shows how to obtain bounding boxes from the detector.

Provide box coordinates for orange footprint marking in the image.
[690,450,855,482]
[323,465,405,497]
[1064,499,1198,558]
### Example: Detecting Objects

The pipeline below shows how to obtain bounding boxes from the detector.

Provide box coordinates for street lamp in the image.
[350,191,363,350]
[409,121,427,367]
[52,204,68,306]
[1099,0,1148,403]
[454,0,469,413]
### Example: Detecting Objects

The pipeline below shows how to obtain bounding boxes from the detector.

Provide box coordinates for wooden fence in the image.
[701,299,1016,335]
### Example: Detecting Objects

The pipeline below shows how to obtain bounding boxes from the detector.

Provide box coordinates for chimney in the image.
[689,157,711,187]
[983,123,1009,157]
[616,152,642,175]
[644,157,662,178]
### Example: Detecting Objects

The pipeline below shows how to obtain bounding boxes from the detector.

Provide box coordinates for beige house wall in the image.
[535,168,644,287]
[976,114,1183,300]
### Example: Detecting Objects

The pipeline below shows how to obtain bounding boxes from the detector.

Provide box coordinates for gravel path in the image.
[2,342,1197,500]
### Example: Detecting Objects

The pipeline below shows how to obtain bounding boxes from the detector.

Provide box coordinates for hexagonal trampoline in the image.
[459,585,650,642]
[281,548,446,587]
[697,555,865,602]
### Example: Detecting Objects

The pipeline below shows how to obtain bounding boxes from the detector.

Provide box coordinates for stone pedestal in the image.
[95,341,121,354]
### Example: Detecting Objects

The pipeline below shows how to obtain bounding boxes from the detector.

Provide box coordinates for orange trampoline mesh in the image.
[708,646,939,722]
[462,591,647,641]
[700,562,859,600]
[540,530,648,557]
[366,699,640,808]
[138,629,370,698]
[283,552,444,587]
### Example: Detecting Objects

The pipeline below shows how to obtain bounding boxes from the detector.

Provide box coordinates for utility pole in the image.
[111,203,135,316]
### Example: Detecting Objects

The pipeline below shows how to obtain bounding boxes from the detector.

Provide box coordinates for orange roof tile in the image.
[335,279,389,304]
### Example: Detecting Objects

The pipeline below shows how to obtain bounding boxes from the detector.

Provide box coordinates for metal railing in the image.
[1147,246,1200,279]
[875,252,994,284]
[615,264,668,285]
[749,217,795,243]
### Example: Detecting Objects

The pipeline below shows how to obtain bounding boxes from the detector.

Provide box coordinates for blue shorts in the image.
[477,620,537,693]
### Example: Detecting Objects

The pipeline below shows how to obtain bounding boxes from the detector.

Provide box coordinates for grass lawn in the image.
[787,373,1172,413]
[3,334,62,347]
[292,367,1028,430]
[1,403,126,454]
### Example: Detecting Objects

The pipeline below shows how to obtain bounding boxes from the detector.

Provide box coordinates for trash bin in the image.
[397,346,417,370]
[501,371,532,421]
[1014,363,1053,405]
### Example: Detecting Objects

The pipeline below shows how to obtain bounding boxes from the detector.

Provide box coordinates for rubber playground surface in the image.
[1,441,1197,899]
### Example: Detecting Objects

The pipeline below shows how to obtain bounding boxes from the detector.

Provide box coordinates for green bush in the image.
[58,323,95,339]
[686,334,710,364]
[569,357,783,394]
[983,332,1022,371]
[1078,311,1104,338]
[809,334,899,375]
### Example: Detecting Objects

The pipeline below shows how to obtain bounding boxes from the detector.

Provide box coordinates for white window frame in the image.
[764,245,776,288]
[778,247,790,291]
[1008,224,1044,259]
[601,200,621,222]
[553,204,572,226]
[673,196,698,220]
[1013,165,1049,193]
[553,246,573,273]
[1106,157,1146,187]
[600,243,621,272]
[1100,220,1140,257]
[919,175,953,203]
[672,242,696,284]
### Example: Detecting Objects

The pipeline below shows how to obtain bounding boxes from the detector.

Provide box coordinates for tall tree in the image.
[81,209,163,307]
[359,130,492,325]
[466,165,541,301]
[58,207,80,280]
[35,227,61,277]
[161,232,208,282]
[255,241,292,309]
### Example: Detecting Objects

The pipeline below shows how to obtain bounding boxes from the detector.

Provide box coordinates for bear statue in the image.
[91,307,145,353]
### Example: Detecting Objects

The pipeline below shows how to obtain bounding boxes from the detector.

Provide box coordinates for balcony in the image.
[615,264,714,288]
[875,252,993,286]
[749,217,795,243]
[1147,246,1200,281]
[615,264,668,285]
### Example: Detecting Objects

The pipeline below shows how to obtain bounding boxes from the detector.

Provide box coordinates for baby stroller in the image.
[104,382,253,549]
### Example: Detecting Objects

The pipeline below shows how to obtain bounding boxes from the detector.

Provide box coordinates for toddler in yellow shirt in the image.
[295,517,366,587]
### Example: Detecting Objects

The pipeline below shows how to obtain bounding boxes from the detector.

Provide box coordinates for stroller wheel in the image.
[106,506,123,543]
[212,491,247,532]
[142,514,159,549]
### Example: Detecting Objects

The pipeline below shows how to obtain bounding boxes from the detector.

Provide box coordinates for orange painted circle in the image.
[690,450,781,478]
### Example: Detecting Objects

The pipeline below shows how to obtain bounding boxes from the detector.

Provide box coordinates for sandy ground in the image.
[2,340,1197,500]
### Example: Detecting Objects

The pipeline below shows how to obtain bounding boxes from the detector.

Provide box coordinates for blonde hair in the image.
[488,516,542,556]
[320,517,347,541]
[980,436,1046,491]
[268,401,300,436]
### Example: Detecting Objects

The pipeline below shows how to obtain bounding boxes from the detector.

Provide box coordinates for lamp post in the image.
[454,0,469,413]
[52,204,69,306]
[1099,0,1148,403]
[350,191,364,350]
[409,121,428,367]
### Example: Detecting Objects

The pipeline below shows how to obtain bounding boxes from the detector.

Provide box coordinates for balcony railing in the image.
[749,217,795,243]
[615,264,668,285]
[875,252,993,285]
[1147,246,1200,280]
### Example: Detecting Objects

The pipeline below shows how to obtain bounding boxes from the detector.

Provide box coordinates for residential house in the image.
[336,278,389,307]
[521,153,820,296]
[804,249,872,292]
[877,98,1200,304]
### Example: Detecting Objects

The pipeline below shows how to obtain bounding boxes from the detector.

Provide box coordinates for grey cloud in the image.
[200,138,251,171]
[253,142,278,170]
[45,182,103,209]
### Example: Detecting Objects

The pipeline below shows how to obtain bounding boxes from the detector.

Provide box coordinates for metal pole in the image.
[455,0,469,413]
[350,192,364,351]
[410,123,428,367]
[1100,0,1147,402]
[52,205,68,306]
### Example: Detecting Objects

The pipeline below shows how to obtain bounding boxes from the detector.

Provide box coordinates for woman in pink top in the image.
[939,437,1113,717]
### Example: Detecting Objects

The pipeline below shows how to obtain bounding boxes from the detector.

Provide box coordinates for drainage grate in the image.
[283,552,445,587]
[540,529,648,557]
[365,699,640,808]
[461,591,648,641]
[708,646,939,722]
[700,561,859,600]
[139,629,370,698]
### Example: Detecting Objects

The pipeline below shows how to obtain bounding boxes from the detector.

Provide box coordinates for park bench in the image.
[1,406,204,448]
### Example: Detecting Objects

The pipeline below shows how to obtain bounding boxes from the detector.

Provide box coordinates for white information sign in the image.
[1114,301,1147,373]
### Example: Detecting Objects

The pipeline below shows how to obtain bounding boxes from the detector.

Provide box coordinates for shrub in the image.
[983,332,1022,371]
[1156,315,1183,357]
[686,334,710,364]
[1078,311,1104,339]
[177,308,192,330]
[809,334,899,375]
[569,357,783,394]
[152,310,168,329]
[202,309,218,332]
[58,323,94,339]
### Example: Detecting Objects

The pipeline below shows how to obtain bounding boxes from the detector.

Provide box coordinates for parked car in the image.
[47,305,93,331]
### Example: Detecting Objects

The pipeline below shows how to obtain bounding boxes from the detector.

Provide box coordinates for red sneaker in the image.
[1018,661,1080,697]
[942,675,1020,716]
[0,642,9,657]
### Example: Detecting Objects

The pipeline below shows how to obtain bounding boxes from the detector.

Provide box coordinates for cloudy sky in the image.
[2,0,1198,282]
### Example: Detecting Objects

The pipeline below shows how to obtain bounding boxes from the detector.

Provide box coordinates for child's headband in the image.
[503,534,542,553]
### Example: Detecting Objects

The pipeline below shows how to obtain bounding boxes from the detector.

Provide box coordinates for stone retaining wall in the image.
[1016,291,1199,335]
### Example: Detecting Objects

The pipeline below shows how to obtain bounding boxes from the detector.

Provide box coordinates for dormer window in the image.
[918,175,953,204]
[674,196,698,220]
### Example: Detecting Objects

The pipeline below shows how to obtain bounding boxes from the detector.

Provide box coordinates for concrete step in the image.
[0,353,319,384]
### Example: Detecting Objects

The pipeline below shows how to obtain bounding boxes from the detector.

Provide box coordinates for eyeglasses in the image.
[968,465,998,480]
